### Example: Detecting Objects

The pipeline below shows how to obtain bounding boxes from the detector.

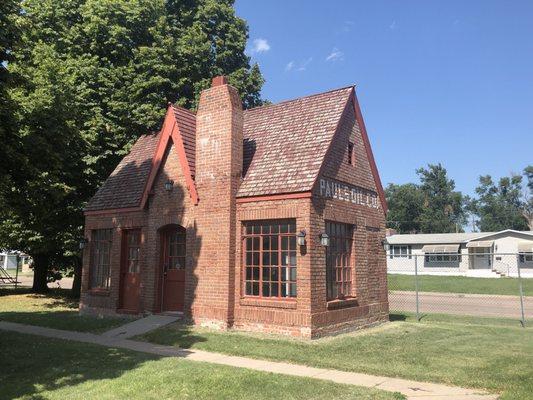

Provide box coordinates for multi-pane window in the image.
[164,227,186,270]
[243,220,297,298]
[390,245,412,259]
[90,229,113,289]
[425,254,460,263]
[519,253,533,264]
[124,230,141,273]
[326,221,354,300]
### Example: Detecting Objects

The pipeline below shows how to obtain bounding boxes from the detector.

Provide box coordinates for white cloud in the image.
[325,48,344,62]
[252,38,271,53]
[389,20,396,30]
[285,58,313,72]
[285,61,295,72]
[297,57,313,71]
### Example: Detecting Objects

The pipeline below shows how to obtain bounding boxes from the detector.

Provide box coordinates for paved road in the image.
[390,291,532,319]
[2,274,74,290]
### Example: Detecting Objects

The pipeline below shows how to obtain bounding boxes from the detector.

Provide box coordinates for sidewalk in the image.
[0,321,498,400]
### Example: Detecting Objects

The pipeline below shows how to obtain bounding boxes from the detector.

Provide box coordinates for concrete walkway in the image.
[101,314,181,339]
[0,321,498,400]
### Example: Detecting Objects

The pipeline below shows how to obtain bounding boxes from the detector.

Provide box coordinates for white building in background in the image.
[385,229,533,278]
[0,251,31,271]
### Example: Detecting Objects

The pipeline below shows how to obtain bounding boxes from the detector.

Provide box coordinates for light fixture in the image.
[79,238,88,250]
[164,179,174,192]
[381,240,390,252]
[320,233,330,247]
[297,230,306,246]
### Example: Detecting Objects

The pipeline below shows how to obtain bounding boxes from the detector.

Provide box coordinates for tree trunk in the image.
[32,253,49,293]
[71,257,82,298]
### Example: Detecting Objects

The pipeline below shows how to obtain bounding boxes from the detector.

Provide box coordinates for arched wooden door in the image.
[159,225,186,312]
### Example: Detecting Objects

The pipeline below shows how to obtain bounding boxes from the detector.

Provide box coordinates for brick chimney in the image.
[192,76,243,327]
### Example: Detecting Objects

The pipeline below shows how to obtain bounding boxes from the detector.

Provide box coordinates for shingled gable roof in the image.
[85,85,387,215]
[239,86,387,213]
[84,104,198,212]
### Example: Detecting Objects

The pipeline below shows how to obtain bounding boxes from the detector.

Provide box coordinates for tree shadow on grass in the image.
[0,288,127,332]
[0,330,162,400]
[388,313,408,322]
[140,322,207,349]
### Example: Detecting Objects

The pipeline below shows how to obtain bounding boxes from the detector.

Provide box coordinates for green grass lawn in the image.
[0,288,127,333]
[388,273,533,296]
[140,314,533,400]
[0,331,401,400]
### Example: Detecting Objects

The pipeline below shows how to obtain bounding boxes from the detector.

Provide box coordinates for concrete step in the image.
[101,314,181,339]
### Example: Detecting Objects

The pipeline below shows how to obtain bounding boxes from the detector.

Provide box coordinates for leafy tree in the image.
[1,0,265,293]
[385,183,424,233]
[0,0,22,211]
[386,164,466,233]
[470,173,529,232]
[521,166,533,230]
[416,164,466,233]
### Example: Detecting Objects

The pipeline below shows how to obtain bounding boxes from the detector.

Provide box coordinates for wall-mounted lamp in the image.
[381,240,390,252]
[164,179,174,192]
[79,237,88,250]
[320,233,330,247]
[297,230,306,246]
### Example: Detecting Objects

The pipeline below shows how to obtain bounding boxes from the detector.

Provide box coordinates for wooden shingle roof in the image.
[239,86,353,197]
[84,134,159,211]
[85,86,363,212]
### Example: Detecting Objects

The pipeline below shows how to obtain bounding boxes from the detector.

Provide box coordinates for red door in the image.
[160,226,186,312]
[119,229,141,312]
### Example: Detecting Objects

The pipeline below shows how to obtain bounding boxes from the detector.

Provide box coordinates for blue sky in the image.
[235,0,533,196]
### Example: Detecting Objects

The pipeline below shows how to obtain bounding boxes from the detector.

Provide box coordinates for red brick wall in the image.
[192,82,243,327]
[81,84,388,338]
[234,198,313,337]
[308,99,388,336]
[80,142,197,316]
[80,211,146,315]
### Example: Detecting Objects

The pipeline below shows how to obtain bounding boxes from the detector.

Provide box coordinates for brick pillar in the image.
[192,76,243,327]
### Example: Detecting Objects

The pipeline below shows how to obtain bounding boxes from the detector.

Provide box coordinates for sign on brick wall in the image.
[319,178,379,209]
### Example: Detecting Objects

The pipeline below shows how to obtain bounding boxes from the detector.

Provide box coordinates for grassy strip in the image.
[388,273,533,296]
[140,315,533,400]
[0,288,126,333]
[0,331,402,400]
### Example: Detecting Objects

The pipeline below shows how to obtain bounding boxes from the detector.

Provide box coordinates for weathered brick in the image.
[80,77,388,338]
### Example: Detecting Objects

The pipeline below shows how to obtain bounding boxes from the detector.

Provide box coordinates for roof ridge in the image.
[172,103,196,115]
[245,85,354,114]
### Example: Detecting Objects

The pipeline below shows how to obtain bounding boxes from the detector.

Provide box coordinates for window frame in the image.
[519,253,533,264]
[89,229,113,290]
[242,220,297,299]
[389,245,412,259]
[347,142,354,165]
[425,253,461,264]
[122,229,141,274]
[326,221,354,301]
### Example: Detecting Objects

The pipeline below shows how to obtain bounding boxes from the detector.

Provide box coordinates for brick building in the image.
[80,76,389,338]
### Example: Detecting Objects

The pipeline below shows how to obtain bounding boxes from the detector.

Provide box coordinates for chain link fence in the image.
[387,252,532,327]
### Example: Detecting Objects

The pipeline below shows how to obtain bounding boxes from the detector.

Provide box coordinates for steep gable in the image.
[315,91,387,214]
[238,87,353,197]
[85,104,198,213]
[84,133,159,212]
[85,85,386,214]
